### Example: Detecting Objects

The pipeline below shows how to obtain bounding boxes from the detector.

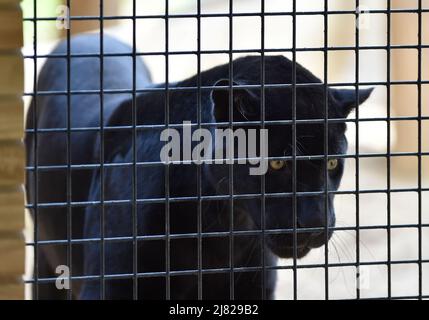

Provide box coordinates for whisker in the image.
[235,237,259,284]
[331,233,359,296]
[332,232,355,263]
[328,239,342,284]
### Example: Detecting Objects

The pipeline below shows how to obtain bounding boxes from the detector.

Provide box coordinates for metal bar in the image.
[21,8,429,22]
[386,0,392,300]
[260,0,267,300]
[24,222,429,247]
[22,115,429,135]
[323,0,330,300]
[355,0,361,300]
[26,151,429,172]
[164,0,171,300]
[66,0,72,300]
[417,0,423,300]
[228,0,235,300]
[22,80,429,96]
[32,0,39,300]
[196,0,203,301]
[25,186,429,210]
[22,43,429,60]
[132,0,139,301]
[99,0,106,300]
[24,258,429,284]
[292,0,298,301]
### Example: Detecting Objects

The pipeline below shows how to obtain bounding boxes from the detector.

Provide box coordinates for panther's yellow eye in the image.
[270,160,287,170]
[327,159,338,171]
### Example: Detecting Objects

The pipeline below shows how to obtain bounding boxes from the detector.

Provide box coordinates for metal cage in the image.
[24,0,428,300]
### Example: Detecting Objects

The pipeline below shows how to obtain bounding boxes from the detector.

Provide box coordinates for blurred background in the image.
[21,0,429,299]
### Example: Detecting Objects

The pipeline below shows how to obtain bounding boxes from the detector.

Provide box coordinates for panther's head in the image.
[208,55,373,258]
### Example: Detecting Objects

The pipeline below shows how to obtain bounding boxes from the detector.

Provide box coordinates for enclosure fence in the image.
[23,0,428,300]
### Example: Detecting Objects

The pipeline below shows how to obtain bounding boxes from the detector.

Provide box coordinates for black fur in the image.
[25,34,373,300]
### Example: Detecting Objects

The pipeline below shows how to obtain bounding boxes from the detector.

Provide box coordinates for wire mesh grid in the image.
[23,0,429,300]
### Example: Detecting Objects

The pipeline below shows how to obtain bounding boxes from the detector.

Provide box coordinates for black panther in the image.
[25,34,373,300]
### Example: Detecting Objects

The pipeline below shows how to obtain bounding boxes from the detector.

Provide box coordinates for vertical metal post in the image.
[260,0,267,300]
[228,0,235,300]
[386,0,393,300]
[132,0,138,301]
[32,0,39,301]
[164,0,171,300]
[99,0,106,300]
[292,0,298,301]
[417,0,423,301]
[323,0,330,300]
[355,0,361,300]
[66,0,72,300]
[196,0,203,301]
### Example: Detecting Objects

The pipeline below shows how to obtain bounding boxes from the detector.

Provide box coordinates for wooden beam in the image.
[0,188,25,233]
[0,236,25,277]
[0,98,23,141]
[0,0,24,300]
[0,141,24,188]
[0,283,25,300]
[391,0,429,179]
[0,55,23,96]
[67,0,120,34]
[0,5,22,49]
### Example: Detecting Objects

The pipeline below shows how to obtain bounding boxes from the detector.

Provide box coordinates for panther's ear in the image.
[211,79,260,123]
[331,87,374,116]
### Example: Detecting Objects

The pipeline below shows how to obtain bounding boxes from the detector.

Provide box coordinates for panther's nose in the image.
[297,196,333,230]
[295,220,330,249]
[307,231,332,249]
[297,211,329,230]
